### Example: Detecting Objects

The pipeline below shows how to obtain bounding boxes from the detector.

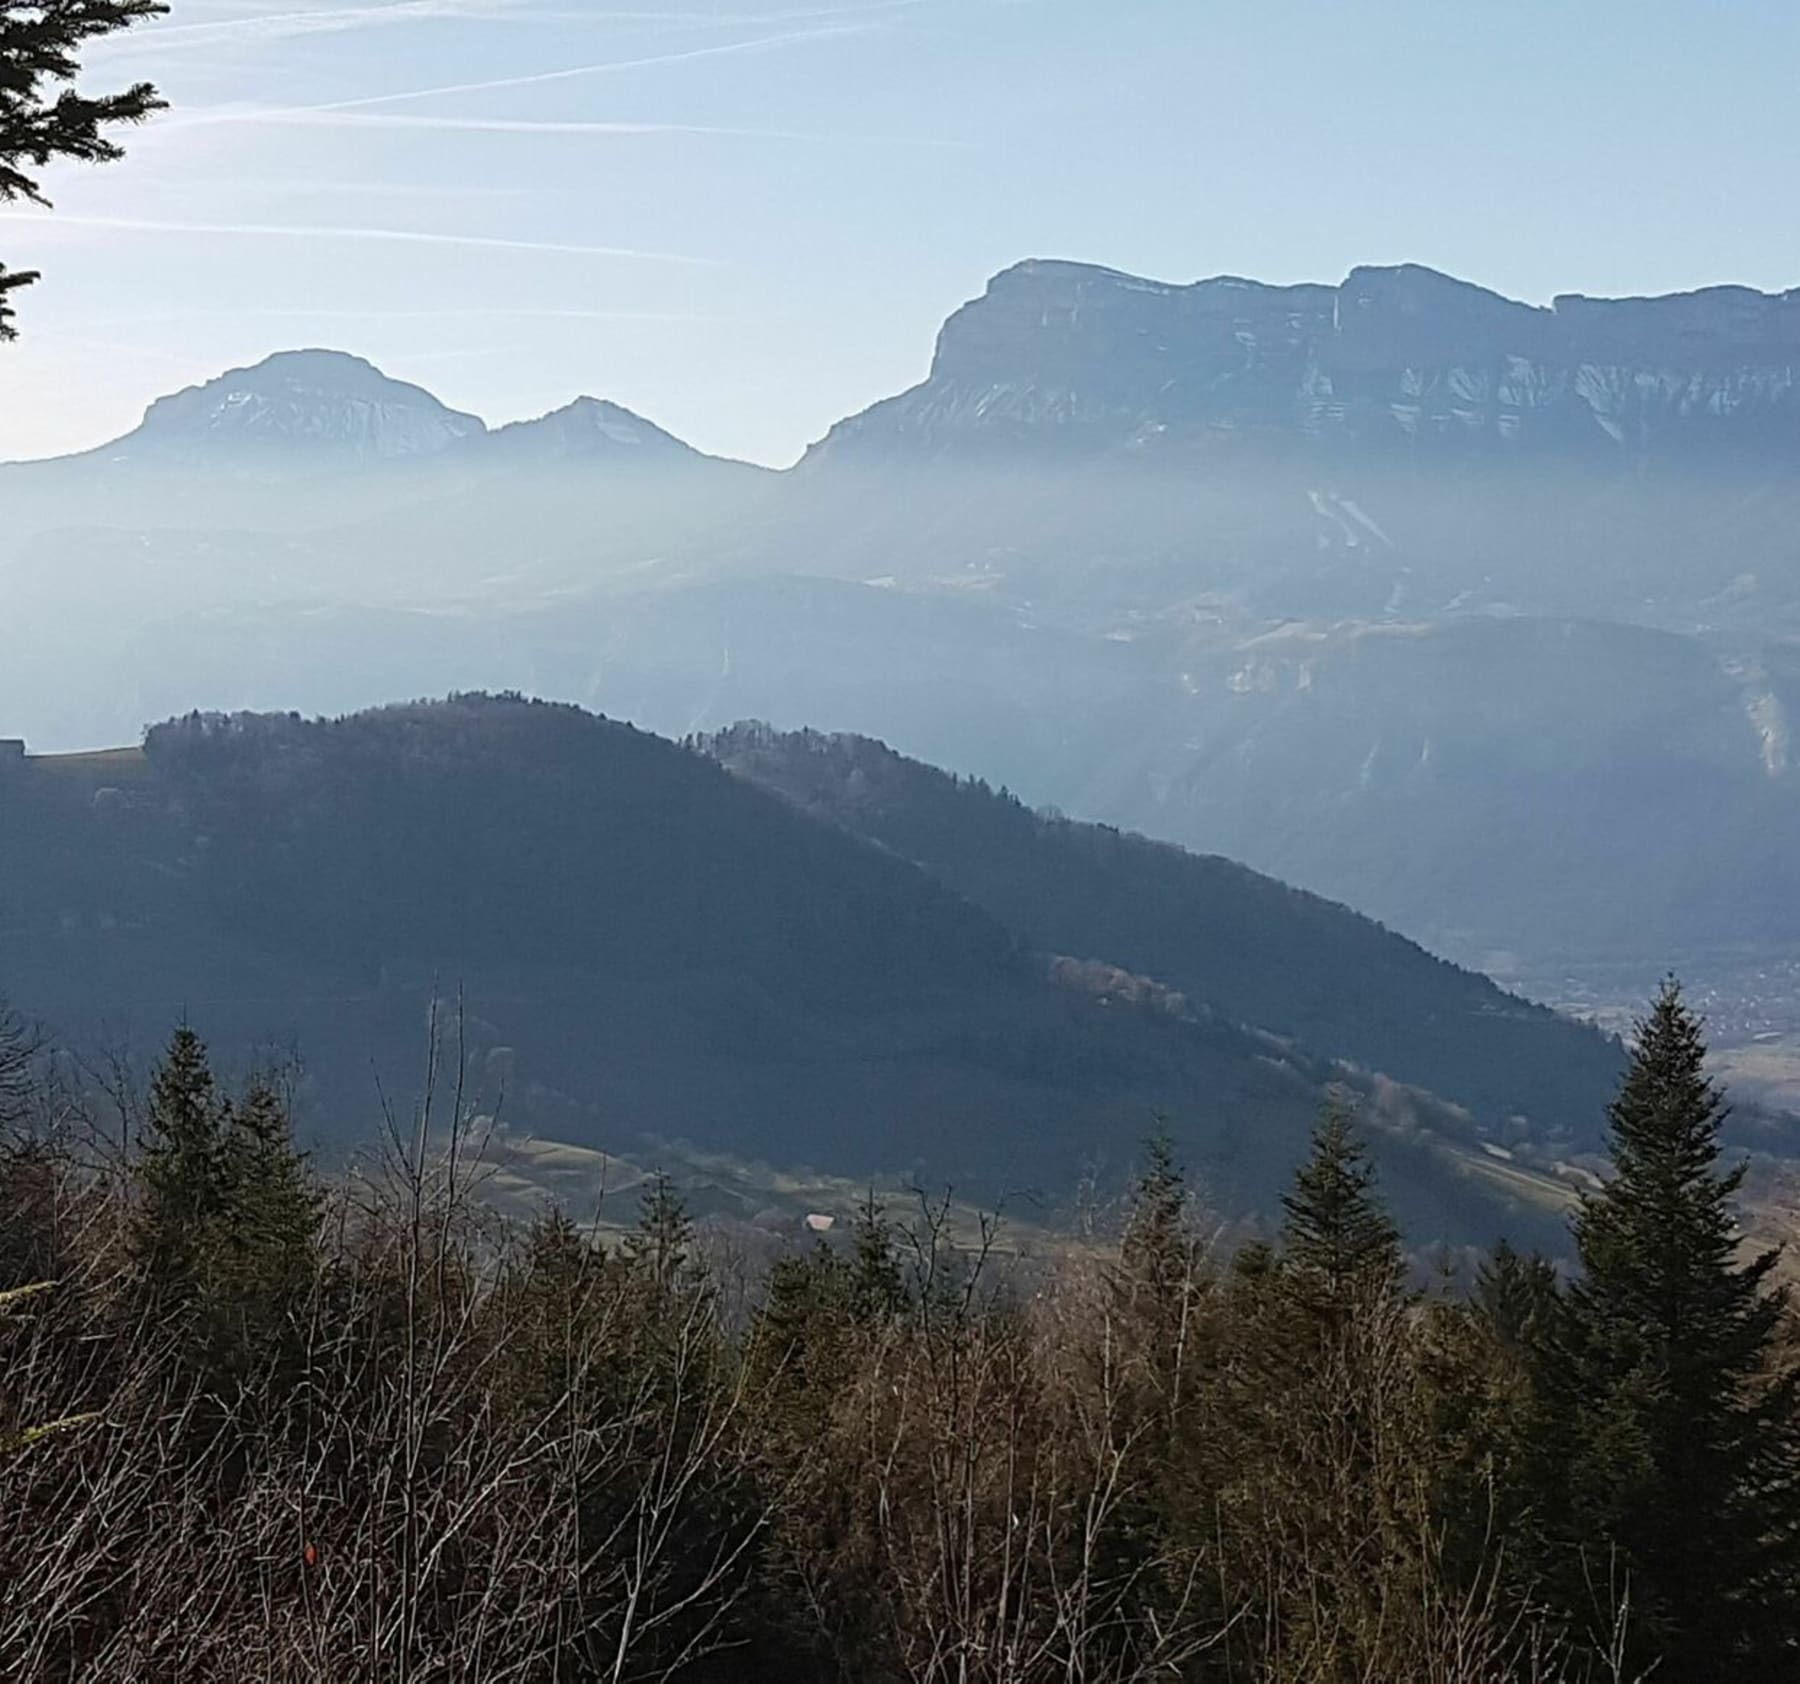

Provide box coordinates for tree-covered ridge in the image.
[0,988,1793,1678]
[700,721,1623,1136]
[1,697,1595,1244]
[142,698,1027,1006]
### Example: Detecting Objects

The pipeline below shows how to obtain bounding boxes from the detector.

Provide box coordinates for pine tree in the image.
[1117,1126,1195,1310]
[847,1187,903,1324]
[622,1170,697,1296]
[0,1000,37,1129]
[1112,1127,1207,1418]
[134,1024,229,1295]
[1473,1239,1560,1352]
[615,1170,722,1411]
[135,1037,323,1393]
[1555,980,1800,1674]
[216,1075,323,1311]
[507,1207,608,1412]
[522,1205,603,1300]
[1280,1101,1403,1315]
[1102,1129,1215,1646]
[753,1242,850,1402]
[1467,1238,1569,1609]
[1,0,169,338]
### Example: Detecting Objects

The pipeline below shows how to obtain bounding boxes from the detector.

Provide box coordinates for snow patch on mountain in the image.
[481,396,702,464]
[126,350,486,466]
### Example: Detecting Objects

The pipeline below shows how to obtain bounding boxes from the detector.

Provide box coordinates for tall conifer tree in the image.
[1474,1239,1560,1353]
[217,1076,323,1312]
[848,1188,904,1324]
[134,1024,229,1295]
[1116,1126,1196,1316]
[1280,1101,1403,1315]
[623,1170,695,1295]
[1558,980,1800,1674]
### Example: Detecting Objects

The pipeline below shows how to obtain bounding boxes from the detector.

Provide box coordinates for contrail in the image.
[0,212,716,265]
[104,0,927,52]
[94,305,710,324]
[205,110,963,147]
[309,22,874,111]
[189,111,817,138]
[91,0,532,51]
[227,178,547,197]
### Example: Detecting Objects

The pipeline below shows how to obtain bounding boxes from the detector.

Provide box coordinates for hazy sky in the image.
[3,0,1797,466]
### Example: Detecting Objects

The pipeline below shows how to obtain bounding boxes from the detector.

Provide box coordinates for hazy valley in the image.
[7,260,1800,1044]
[12,0,1800,1667]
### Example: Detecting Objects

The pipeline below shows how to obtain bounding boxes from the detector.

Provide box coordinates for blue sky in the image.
[4,0,1798,465]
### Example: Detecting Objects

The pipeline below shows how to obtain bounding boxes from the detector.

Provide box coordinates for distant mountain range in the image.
[5,260,1799,981]
[0,696,1624,1248]
[809,260,1800,467]
[46,349,713,472]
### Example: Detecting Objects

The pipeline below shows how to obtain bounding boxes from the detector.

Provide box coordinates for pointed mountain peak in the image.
[484,395,697,460]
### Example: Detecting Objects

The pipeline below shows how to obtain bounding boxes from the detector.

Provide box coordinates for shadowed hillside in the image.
[0,696,1590,1248]
[699,722,1624,1134]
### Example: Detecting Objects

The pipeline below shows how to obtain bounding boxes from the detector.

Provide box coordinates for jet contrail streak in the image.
[0,212,716,266]
[309,23,870,111]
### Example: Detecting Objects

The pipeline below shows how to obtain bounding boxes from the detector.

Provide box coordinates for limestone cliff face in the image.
[807,260,1800,463]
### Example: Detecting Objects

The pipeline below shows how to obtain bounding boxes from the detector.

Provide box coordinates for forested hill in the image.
[2,696,1589,1247]
[700,723,1623,1133]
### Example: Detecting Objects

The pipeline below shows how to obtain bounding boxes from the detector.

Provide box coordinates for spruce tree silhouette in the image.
[1,0,167,337]
[1558,980,1800,1674]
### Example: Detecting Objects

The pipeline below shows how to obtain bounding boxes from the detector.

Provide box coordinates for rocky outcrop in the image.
[116,350,487,468]
[480,396,697,463]
[806,260,1800,464]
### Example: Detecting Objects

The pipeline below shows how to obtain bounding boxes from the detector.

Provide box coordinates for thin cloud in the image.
[0,212,715,265]
[221,178,548,197]
[92,0,528,51]
[498,1,934,25]
[93,304,709,323]
[309,22,876,111]
[311,113,803,134]
[42,333,206,368]
[194,109,962,148]
[381,344,530,363]
[96,0,927,54]
[173,109,789,136]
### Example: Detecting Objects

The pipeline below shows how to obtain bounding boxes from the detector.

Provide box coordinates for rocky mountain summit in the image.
[481,396,706,464]
[809,260,1800,464]
[30,353,719,484]
[114,349,488,468]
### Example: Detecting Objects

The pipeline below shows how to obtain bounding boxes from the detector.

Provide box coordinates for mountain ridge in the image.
[805,258,1800,467]
[698,719,1625,1133]
[2,348,750,484]
[0,695,1598,1249]
[15,258,1800,478]
[8,259,1800,980]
